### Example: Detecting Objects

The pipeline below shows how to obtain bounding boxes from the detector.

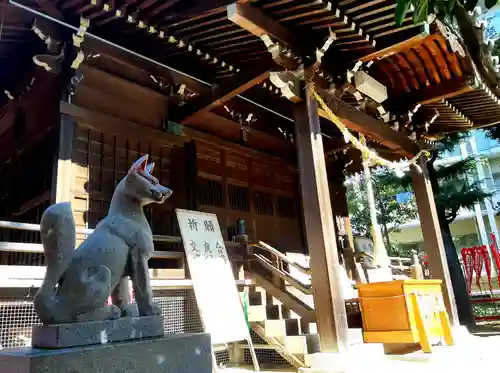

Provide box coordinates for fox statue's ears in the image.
[129,154,148,174]
[129,155,155,175]
[145,162,155,175]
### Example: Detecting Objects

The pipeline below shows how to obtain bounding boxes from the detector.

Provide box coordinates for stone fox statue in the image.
[34,155,173,325]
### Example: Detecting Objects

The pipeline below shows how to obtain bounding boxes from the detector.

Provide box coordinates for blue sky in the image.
[486,11,500,34]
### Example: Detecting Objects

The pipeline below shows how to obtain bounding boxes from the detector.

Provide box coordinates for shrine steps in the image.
[235,286,363,370]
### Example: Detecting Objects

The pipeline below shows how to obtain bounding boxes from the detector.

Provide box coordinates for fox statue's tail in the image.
[33,202,76,324]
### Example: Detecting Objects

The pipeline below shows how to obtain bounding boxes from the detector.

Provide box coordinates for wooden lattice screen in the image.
[195,141,305,253]
[71,125,182,253]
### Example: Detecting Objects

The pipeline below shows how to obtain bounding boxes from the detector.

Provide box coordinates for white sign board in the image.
[176,209,249,345]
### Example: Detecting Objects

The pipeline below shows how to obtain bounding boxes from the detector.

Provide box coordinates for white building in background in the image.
[390,130,500,254]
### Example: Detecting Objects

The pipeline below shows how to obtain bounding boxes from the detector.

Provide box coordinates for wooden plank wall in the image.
[194,141,304,253]
[72,64,167,129]
[0,71,61,265]
[0,63,306,268]
[71,124,185,253]
[69,64,305,254]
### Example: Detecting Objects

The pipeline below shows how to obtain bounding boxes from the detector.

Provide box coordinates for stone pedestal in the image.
[0,333,212,373]
[31,315,164,348]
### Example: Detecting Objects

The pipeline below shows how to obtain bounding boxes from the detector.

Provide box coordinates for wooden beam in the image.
[176,70,270,124]
[60,101,185,147]
[51,112,76,204]
[79,38,208,94]
[387,77,475,108]
[410,156,459,326]
[60,102,295,160]
[35,0,64,19]
[184,110,295,158]
[294,69,349,353]
[226,3,419,157]
[227,2,299,48]
[317,88,420,157]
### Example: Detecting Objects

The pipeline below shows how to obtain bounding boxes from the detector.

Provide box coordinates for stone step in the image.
[247,304,296,323]
[264,318,301,337]
[300,320,318,334]
[247,305,267,322]
[265,292,284,306]
[248,288,266,306]
[276,334,321,355]
[266,304,294,320]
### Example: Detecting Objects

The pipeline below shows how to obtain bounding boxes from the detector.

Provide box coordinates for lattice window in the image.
[198,177,223,207]
[254,191,274,216]
[228,184,250,212]
[277,196,296,219]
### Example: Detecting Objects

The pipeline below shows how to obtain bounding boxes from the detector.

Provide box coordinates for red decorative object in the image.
[461,247,474,295]
[480,245,492,291]
[490,234,500,287]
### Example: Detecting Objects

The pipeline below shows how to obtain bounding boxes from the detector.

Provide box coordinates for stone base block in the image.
[31,315,164,348]
[0,333,212,373]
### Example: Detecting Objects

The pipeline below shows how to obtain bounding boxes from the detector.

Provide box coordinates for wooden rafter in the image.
[60,101,295,158]
[227,2,300,49]
[35,0,64,19]
[175,69,270,124]
[359,31,429,63]
[387,77,475,108]
[227,2,419,157]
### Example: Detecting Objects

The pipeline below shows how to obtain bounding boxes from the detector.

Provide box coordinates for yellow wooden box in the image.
[357,279,446,346]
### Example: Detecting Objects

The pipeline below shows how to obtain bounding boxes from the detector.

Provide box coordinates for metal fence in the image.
[0,286,289,368]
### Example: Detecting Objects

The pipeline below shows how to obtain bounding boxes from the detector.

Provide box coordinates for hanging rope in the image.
[307,83,428,173]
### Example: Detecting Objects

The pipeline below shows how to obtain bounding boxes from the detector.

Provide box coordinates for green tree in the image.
[394,1,500,102]
[392,0,500,325]
[347,172,418,255]
[394,0,500,26]
[380,132,493,326]
[484,37,500,140]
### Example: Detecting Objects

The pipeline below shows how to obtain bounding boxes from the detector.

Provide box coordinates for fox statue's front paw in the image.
[138,302,162,317]
[121,303,139,318]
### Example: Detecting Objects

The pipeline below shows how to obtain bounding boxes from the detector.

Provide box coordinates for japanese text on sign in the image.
[176,209,248,345]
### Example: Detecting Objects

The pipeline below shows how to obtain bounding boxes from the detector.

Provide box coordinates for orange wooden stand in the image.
[357,279,454,353]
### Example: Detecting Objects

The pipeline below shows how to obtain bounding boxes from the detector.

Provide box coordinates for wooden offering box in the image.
[357,279,454,353]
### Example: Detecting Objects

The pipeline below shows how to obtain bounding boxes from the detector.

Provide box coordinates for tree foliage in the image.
[348,133,494,258]
[346,172,418,252]
[380,156,493,223]
[394,0,500,26]
[484,38,500,140]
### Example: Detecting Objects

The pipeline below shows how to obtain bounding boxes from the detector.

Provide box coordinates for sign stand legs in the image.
[246,336,260,372]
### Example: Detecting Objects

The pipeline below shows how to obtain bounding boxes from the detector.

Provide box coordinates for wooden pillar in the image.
[294,76,349,352]
[410,155,459,326]
[51,113,76,203]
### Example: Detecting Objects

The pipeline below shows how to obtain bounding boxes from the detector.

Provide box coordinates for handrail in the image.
[0,241,184,260]
[253,253,312,295]
[0,220,182,243]
[0,219,240,259]
[250,241,311,275]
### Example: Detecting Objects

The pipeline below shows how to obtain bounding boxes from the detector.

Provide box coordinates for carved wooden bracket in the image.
[269,70,302,103]
[261,34,300,70]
